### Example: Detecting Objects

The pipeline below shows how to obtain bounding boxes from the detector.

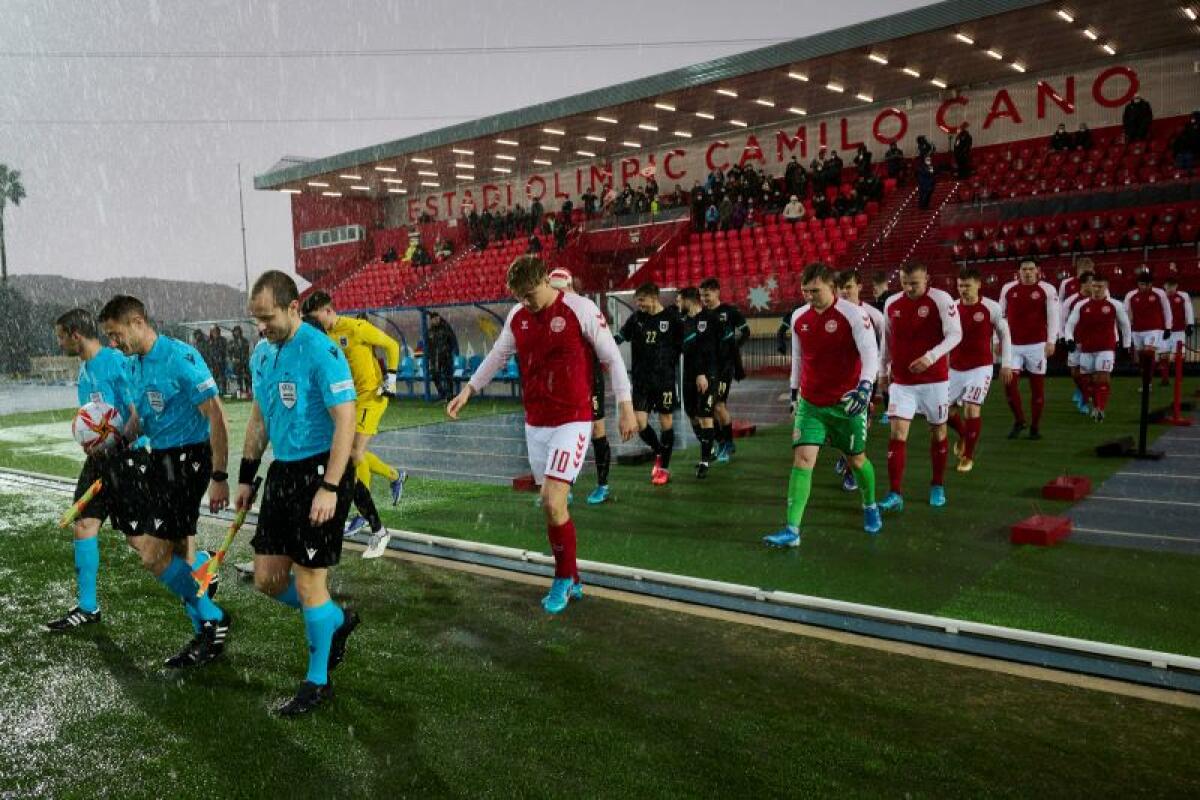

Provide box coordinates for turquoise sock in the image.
[183,551,212,632]
[73,537,100,613]
[273,575,301,610]
[302,601,345,686]
[158,556,222,623]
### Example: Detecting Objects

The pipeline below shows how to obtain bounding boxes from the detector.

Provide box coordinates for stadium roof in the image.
[255,0,1200,194]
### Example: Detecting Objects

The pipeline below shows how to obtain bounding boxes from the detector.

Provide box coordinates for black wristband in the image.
[238,458,261,485]
[319,480,340,494]
[211,470,229,482]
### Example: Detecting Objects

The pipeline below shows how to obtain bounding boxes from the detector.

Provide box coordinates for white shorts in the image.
[948,366,993,406]
[1131,331,1161,352]
[1079,351,1115,374]
[526,421,592,485]
[1007,343,1047,375]
[1159,331,1184,356]
[1066,350,1080,369]
[887,381,950,424]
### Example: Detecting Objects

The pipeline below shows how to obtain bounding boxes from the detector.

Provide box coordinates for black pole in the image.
[1137,351,1151,457]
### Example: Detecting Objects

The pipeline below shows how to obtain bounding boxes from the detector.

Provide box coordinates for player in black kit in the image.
[699,278,749,463]
[616,282,684,485]
[677,287,720,478]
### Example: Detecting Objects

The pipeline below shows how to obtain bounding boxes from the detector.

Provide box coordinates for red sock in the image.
[964,417,983,459]
[1082,378,1095,406]
[1029,374,1045,429]
[1094,381,1111,411]
[1072,373,1088,395]
[946,412,966,439]
[1005,376,1026,425]
[1159,359,1171,382]
[887,439,907,494]
[547,519,577,579]
[931,436,949,486]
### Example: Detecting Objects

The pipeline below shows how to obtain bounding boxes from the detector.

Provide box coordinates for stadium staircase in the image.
[850,180,960,284]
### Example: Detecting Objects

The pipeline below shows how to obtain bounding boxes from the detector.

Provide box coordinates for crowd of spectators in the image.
[191,324,251,397]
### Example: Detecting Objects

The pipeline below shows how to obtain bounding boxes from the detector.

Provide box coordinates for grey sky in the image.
[2,0,934,290]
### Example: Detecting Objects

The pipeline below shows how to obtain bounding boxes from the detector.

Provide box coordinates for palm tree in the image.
[0,164,27,284]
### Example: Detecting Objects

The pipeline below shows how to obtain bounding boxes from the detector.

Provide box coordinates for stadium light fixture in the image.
[452,148,474,155]
[420,181,439,187]
[382,178,404,184]
[825,82,844,93]
[281,188,301,194]
[374,166,397,172]
[1102,42,1117,55]
[454,162,474,169]
[654,102,676,112]
[350,185,370,191]
[638,123,658,131]
[902,67,921,78]
[542,127,565,136]
[1185,7,1198,21]
[576,150,596,157]
[729,119,748,127]
[455,174,474,181]
[621,140,641,148]
[986,49,1004,60]
[307,181,329,187]
[855,93,873,103]
[338,174,362,180]
[496,138,519,146]
[532,158,552,166]
[1083,28,1098,40]
[417,170,438,176]
[321,191,342,197]
[787,71,809,82]
[495,154,516,161]
[538,144,560,152]
[754,98,775,107]
[787,107,807,116]
[673,130,692,138]
[1010,62,1027,72]
[931,78,948,88]
[1056,9,1074,22]
[868,53,888,65]
[716,88,738,97]
[954,32,975,44]
[585,134,606,142]
[595,115,619,124]
[694,111,715,119]
[387,187,407,194]
[492,166,512,173]
[411,157,434,164]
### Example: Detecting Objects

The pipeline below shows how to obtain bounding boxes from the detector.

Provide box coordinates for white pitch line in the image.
[1089,495,1200,508]
[1072,526,1200,545]
[1116,472,1200,480]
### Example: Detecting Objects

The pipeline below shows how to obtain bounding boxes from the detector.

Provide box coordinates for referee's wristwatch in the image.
[319,480,340,494]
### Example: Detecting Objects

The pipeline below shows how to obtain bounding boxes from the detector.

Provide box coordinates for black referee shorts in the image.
[632,381,678,415]
[682,376,715,419]
[252,453,354,569]
[591,370,606,421]
[72,453,138,534]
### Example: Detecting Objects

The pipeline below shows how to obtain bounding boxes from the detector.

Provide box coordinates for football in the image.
[71,401,124,454]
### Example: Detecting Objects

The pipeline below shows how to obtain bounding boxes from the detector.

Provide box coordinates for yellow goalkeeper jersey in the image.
[327,317,401,398]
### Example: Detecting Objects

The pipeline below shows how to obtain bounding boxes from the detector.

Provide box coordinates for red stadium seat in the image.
[1102,229,1122,249]
[1078,229,1098,250]
[1151,223,1174,245]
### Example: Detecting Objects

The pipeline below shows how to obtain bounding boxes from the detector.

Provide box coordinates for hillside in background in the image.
[9,274,247,323]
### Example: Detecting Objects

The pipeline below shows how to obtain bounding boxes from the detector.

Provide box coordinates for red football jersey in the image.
[789,298,879,406]
[1059,277,1080,303]
[1124,288,1172,332]
[1065,296,1132,353]
[951,297,1010,371]
[470,291,632,427]
[883,288,962,386]
[1000,280,1059,346]
[1166,290,1194,332]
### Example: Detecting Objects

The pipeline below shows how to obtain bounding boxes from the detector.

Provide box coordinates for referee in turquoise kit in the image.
[237,270,361,717]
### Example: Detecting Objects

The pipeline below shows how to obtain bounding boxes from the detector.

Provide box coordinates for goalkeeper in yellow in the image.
[302,291,406,558]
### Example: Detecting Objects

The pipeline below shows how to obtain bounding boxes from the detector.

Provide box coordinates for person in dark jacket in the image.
[1072,122,1093,150]
[916,156,936,209]
[207,325,228,395]
[885,142,905,180]
[228,325,251,397]
[1123,95,1153,141]
[953,122,973,178]
[425,312,459,401]
[1172,116,1200,171]
[853,144,872,178]
[1050,123,1072,151]
[916,135,935,161]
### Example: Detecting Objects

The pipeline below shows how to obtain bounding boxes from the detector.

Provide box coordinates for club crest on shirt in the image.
[659,320,669,333]
[1101,305,1111,315]
[824,319,838,333]
[278,381,297,409]
[973,311,986,322]
[697,321,707,332]
[146,390,164,413]
[917,306,930,318]
[1032,291,1041,300]
[550,316,566,333]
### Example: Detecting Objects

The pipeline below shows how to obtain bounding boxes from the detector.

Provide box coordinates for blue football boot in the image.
[929,485,947,508]
[542,577,575,614]
[863,505,883,535]
[841,471,858,492]
[586,485,610,505]
[762,528,801,548]
[344,515,369,538]
[878,492,905,512]
[390,470,408,505]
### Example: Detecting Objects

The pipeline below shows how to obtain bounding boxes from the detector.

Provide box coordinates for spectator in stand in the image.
[953,122,973,179]
[744,198,758,228]
[207,325,228,395]
[581,189,598,217]
[784,157,804,196]
[856,173,883,204]
[650,196,660,217]
[1073,122,1093,150]
[229,325,250,397]
[645,175,658,200]
[810,151,828,194]
[885,142,905,181]
[782,194,806,224]
[412,243,432,267]
[730,197,748,230]
[529,198,545,231]
[425,311,459,402]
[812,191,832,220]
[705,200,719,232]
[718,194,733,230]
[554,211,570,249]
[692,187,707,232]
[824,151,843,190]
[768,183,785,212]
[382,246,398,263]
[916,135,935,161]
[1172,115,1200,171]
[837,189,863,218]
[435,238,453,261]
[916,156,936,210]
[1050,123,1072,151]
[527,232,542,254]
[853,144,873,178]
[192,329,211,378]
[1123,95,1153,141]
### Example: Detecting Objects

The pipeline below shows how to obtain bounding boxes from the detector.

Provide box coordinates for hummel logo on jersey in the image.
[184,353,195,364]
[192,462,200,471]
[154,518,163,530]
[130,520,139,530]
[306,547,318,560]
[800,324,809,332]
[520,320,529,330]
